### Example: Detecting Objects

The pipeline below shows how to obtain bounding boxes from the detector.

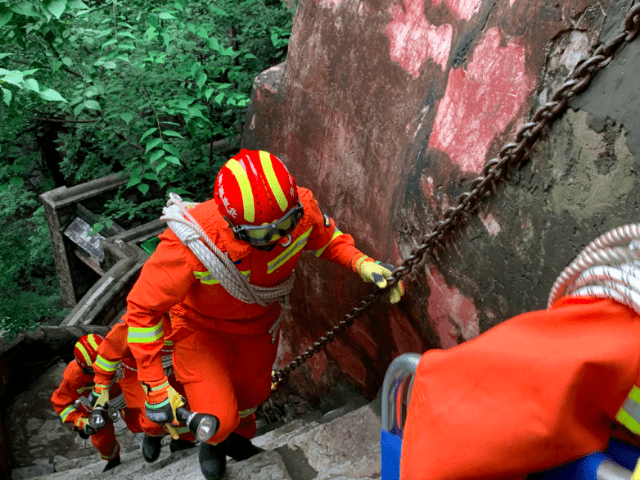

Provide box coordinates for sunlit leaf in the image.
[10,1,39,17]
[140,128,157,144]
[163,130,184,138]
[149,149,164,163]
[2,88,11,107]
[196,72,207,89]
[145,137,162,153]
[84,99,100,110]
[39,88,67,102]
[9,177,24,187]
[45,0,67,19]
[138,183,150,195]
[22,78,39,93]
[120,112,133,125]
[163,144,180,157]
[0,11,13,28]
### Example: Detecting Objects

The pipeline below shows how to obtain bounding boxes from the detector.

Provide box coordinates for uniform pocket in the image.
[172,328,202,384]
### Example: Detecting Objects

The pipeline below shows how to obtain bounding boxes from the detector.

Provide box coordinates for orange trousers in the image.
[171,325,277,445]
[119,372,195,441]
[88,418,120,460]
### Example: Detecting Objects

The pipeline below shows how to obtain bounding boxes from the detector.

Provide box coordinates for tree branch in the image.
[33,117,96,124]
[116,132,143,151]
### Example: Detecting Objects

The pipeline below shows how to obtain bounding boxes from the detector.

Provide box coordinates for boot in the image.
[225,432,264,461]
[141,435,162,463]
[199,442,226,480]
[169,438,196,454]
[102,455,121,472]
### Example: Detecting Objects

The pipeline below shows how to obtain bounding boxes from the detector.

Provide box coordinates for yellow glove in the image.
[74,416,95,435]
[89,383,110,409]
[354,255,405,304]
[143,377,185,439]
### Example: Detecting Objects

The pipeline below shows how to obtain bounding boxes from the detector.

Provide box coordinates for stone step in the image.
[26,401,382,480]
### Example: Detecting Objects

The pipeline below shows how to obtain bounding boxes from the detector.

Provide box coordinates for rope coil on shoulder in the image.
[548,223,640,315]
[160,193,295,309]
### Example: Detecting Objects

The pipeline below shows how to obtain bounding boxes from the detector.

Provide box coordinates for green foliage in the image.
[0,182,66,338]
[0,0,294,335]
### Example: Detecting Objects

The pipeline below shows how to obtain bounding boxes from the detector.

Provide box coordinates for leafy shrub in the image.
[0,0,294,336]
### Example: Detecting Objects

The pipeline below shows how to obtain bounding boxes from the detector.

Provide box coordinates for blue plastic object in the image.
[381,429,403,480]
[528,452,610,480]
[607,438,640,471]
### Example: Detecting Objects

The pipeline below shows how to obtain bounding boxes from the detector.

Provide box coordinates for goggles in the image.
[228,202,304,246]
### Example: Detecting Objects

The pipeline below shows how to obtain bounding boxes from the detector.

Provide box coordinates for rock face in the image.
[243,0,640,399]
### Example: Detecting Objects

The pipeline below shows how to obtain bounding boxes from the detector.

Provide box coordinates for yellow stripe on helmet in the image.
[259,151,288,213]
[75,343,92,367]
[226,159,255,223]
[87,334,99,351]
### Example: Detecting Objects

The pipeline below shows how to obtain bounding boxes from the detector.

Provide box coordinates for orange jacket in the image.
[51,360,122,427]
[94,318,174,385]
[125,187,362,382]
[400,296,640,480]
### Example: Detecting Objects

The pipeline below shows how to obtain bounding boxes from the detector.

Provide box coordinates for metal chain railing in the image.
[271,0,640,387]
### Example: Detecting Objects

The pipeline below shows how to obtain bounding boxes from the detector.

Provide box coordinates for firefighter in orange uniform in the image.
[124,149,405,479]
[89,317,196,463]
[50,334,122,472]
[400,223,640,480]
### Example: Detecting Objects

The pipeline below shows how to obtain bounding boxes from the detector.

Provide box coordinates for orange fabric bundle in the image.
[401,297,640,480]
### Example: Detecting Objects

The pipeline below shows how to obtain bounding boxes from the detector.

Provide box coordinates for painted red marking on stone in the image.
[386,0,453,77]
[444,0,481,20]
[426,266,479,348]
[480,212,501,236]
[388,311,426,354]
[429,28,535,173]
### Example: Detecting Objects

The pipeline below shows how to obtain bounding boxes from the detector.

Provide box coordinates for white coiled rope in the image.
[160,193,295,308]
[547,223,640,315]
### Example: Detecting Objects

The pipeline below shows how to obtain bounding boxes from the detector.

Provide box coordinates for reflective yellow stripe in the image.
[259,150,288,213]
[315,229,343,258]
[173,425,191,434]
[95,354,119,373]
[616,385,640,434]
[267,228,312,274]
[226,159,255,222]
[87,334,99,351]
[194,270,250,285]
[239,407,257,418]
[101,443,120,460]
[164,339,174,346]
[128,322,163,343]
[355,255,370,273]
[76,344,92,367]
[77,386,93,394]
[60,405,76,422]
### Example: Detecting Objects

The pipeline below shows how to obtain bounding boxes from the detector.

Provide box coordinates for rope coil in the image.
[160,193,295,308]
[548,224,640,315]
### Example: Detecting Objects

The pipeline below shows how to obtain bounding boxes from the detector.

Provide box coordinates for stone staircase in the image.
[24,400,382,480]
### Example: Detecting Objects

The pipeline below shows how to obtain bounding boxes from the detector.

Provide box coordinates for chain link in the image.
[271,0,640,387]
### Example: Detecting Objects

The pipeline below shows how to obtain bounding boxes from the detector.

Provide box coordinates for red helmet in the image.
[215,150,302,245]
[74,334,104,370]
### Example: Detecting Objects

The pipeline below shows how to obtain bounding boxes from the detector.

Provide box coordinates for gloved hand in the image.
[89,383,110,409]
[74,416,96,436]
[143,377,184,439]
[354,255,405,304]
